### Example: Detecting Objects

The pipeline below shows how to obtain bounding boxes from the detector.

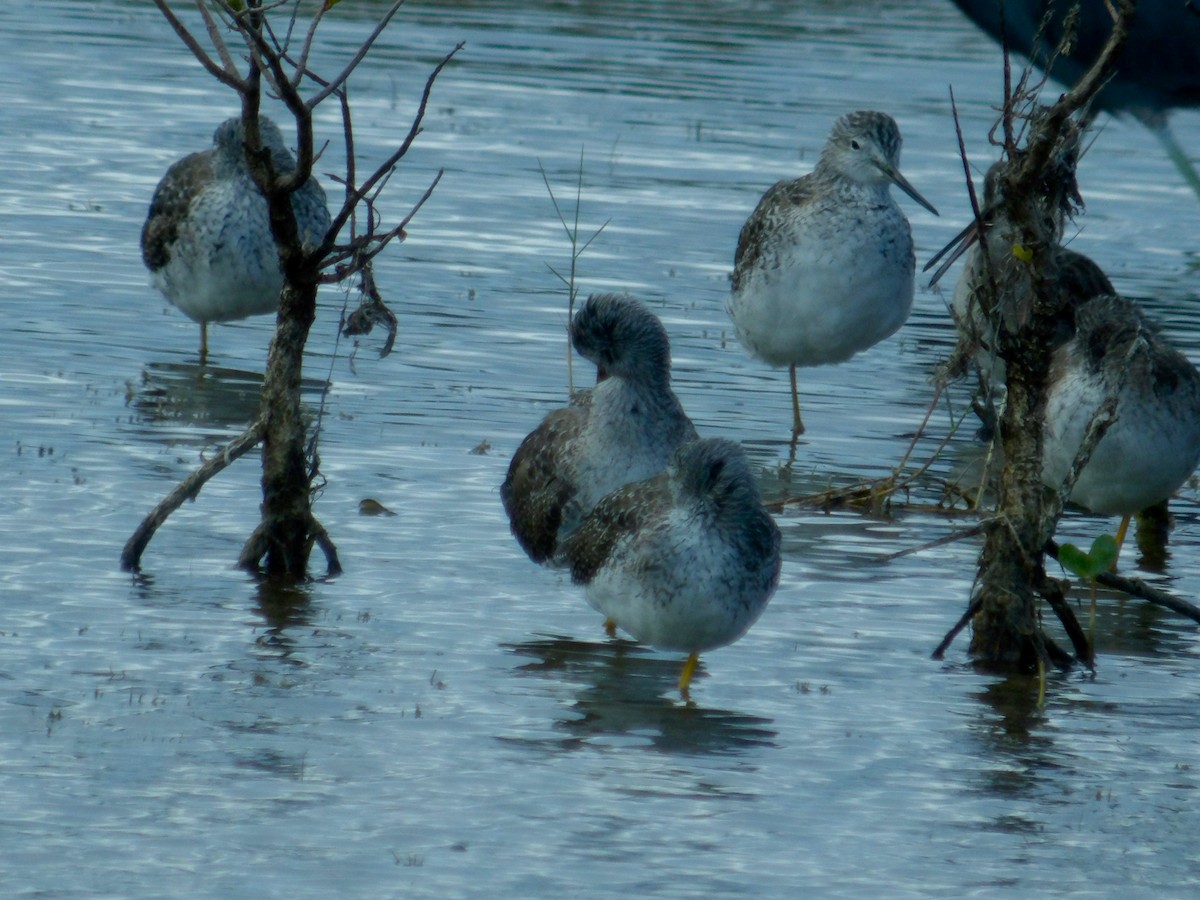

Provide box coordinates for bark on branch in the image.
[943,1,1137,671]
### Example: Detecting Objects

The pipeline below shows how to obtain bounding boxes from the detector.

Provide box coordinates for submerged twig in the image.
[1039,575,1094,667]
[1045,540,1200,625]
[877,521,988,564]
[932,595,981,660]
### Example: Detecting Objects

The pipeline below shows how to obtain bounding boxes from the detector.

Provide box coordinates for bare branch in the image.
[1039,576,1093,667]
[134,0,449,577]
[293,1,330,89]
[306,0,410,108]
[193,0,242,78]
[238,511,342,576]
[1045,540,1200,625]
[1019,0,1134,180]
[121,419,267,571]
[362,167,443,263]
[153,0,245,89]
[309,518,343,576]
[878,521,988,565]
[206,0,314,191]
[932,594,981,660]
[321,42,463,262]
[320,167,442,281]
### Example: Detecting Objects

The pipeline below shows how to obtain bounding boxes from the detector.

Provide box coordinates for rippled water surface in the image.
[3,1,1200,896]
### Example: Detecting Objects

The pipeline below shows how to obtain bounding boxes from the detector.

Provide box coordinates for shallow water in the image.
[3,0,1200,896]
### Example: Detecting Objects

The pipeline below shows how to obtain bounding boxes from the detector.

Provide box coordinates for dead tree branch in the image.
[121,420,267,571]
[940,0,1136,671]
[126,0,457,576]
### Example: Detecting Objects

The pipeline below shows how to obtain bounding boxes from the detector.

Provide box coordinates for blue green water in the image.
[2,1,1199,895]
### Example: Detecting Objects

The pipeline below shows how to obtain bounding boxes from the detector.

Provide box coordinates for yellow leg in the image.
[1112,514,1132,571]
[199,322,209,365]
[678,651,700,699]
[603,618,617,638]
[789,364,805,437]
[1114,515,1131,552]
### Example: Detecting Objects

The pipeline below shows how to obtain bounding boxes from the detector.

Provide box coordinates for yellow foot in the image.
[604,618,617,638]
[678,651,700,699]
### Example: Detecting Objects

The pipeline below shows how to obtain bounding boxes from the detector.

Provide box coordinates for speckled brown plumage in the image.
[501,294,697,565]
[501,397,589,564]
[727,110,936,435]
[141,151,213,272]
[562,438,781,695]
[140,116,330,360]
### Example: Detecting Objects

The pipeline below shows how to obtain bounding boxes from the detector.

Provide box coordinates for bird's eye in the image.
[850,140,861,150]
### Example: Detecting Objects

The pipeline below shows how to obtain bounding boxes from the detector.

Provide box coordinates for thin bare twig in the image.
[153,0,245,89]
[291,2,328,88]
[320,168,444,276]
[193,0,242,79]
[307,0,409,108]
[932,595,981,660]
[362,167,444,264]
[1039,576,1094,667]
[1020,0,1133,178]
[877,521,988,564]
[321,41,464,261]
[213,0,315,190]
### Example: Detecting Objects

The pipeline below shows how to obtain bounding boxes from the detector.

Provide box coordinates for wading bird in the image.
[502,293,698,566]
[564,438,781,698]
[142,116,331,363]
[729,110,937,437]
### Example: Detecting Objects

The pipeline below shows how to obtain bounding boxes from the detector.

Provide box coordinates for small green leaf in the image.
[1058,542,1091,578]
[1088,534,1119,573]
[1058,534,1119,579]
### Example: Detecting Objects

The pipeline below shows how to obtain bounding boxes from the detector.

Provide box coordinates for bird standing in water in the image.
[141,116,331,363]
[564,438,782,699]
[729,110,938,437]
[501,293,698,566]
[1042,290,1200,554]
[930,169,1200,558]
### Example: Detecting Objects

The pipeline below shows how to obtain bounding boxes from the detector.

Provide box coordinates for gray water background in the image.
[2,0,1200,896]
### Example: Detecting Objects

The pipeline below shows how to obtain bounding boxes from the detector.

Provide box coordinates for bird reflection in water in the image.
[126,361,331,438]
[128,361,266,432]
[504,636,778,756]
